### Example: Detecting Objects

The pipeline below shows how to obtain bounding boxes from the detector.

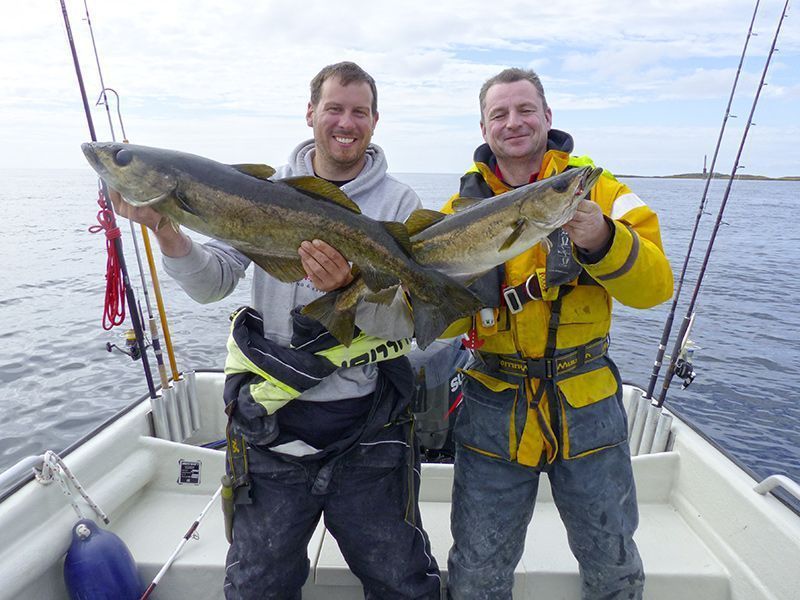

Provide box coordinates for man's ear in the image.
[306,102,314,127]
[480,120,487,142]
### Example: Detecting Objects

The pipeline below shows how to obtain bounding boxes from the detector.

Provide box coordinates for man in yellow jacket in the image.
[444,68,673,599]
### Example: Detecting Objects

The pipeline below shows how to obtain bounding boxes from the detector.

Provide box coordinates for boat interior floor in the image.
[109,440,725,599]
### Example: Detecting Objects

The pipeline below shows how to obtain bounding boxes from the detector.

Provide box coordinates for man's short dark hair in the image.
[310,61,378,114]
[479,68,548,121]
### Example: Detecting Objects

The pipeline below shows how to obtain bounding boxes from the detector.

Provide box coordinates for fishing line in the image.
[643,0,762,401]
[58,0,157,399]
[656,0,791,408]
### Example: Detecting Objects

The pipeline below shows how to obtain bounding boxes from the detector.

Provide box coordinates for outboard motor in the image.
[407,337,471,462]
[64,518,142,600]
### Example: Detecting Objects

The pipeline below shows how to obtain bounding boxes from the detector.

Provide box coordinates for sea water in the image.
[1,168,798,509]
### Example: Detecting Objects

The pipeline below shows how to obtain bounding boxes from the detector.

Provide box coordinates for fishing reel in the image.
[106,329,150,361]
[674,341,699,390]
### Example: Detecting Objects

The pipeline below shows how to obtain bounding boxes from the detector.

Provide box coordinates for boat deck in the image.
[109,439,728,600]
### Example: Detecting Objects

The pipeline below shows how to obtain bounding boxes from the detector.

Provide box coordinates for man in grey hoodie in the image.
[111,62,441,599]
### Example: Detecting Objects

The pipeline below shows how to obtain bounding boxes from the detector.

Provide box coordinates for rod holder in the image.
[162,387,181,442]
[185,370,201,431]
[174,378,193,441]
[651,413,674,454]
[629,394,650,456]
[150,394,170,440]
[638,404,662,455]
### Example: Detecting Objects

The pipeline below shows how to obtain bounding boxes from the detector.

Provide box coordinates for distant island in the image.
[618,172,800,181]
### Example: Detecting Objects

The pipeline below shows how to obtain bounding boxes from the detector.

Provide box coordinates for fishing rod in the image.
[139,484,223,600]
[93,82,171,391]
[643,0,762,402]
[59,0,157,399]
[83,1,177,387]
[77,0,199,441]
[83,0,169,389]
[656,0,791,409]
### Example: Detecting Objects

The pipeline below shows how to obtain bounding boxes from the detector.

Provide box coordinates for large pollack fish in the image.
[408,165,604,281]
[81,142,482,349]
[303,166,602,340]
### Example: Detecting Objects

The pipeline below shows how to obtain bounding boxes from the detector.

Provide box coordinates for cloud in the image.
[1,0,797,176]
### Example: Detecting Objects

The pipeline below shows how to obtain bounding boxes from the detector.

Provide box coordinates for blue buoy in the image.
[63,518,142,600]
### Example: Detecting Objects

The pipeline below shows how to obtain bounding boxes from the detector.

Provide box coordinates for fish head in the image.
[81,142,179,207]
[517,165,604,228]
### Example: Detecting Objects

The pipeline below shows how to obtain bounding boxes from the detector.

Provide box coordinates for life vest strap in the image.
[502,272,545,313]
[501,269,601,314]
[477,336,609,380]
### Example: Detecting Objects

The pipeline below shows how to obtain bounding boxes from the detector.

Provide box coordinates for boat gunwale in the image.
[0,369,224,504]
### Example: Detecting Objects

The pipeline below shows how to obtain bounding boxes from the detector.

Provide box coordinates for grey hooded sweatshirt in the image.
[163,139,419,404]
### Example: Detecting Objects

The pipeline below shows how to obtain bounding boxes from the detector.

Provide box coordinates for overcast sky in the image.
[2,0,798,177]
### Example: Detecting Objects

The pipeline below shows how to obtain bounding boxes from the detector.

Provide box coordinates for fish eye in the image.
[551,177,568,193]
[114,148,133,166]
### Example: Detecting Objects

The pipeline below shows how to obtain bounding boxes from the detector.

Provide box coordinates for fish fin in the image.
[381,221,413,255]
[405,209,446,237]
[281,176,361,213]
[362,267,401,293]
[231,164,277,180]
[175,189,200,216]
[302,292,357,347]
[247,253,308,283]
[154,215,173,233]
[498,218,529,252]
[450,196,484,212]
[409,274,483,349]
[364,285,400,305]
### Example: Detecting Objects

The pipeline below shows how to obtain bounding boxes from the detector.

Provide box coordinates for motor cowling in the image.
[407,337,470,460]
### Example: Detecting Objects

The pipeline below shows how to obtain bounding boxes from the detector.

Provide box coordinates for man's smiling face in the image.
[306,77,378,180]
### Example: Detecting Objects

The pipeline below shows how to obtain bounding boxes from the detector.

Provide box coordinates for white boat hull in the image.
[1,372,798,599]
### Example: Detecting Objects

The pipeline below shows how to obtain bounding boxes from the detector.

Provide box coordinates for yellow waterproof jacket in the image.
[443,141,673,467]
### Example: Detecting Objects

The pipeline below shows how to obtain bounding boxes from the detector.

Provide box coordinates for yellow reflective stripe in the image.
[610,193,646,220]
[223,312,303,401]
[567,155,596,168]
[316,335,411,367]
[249,380,297,415]
[223,328,272,379]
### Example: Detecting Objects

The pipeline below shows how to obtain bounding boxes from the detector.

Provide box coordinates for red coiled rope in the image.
[88,186,125,329]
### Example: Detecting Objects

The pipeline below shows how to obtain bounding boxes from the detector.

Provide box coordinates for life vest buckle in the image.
[503,285,524,314]
[502,273,541,314]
